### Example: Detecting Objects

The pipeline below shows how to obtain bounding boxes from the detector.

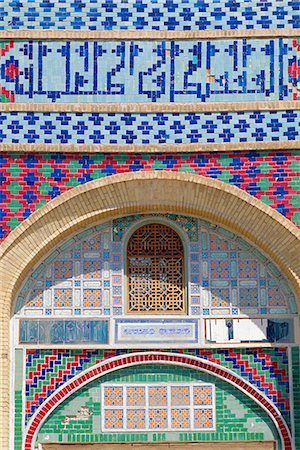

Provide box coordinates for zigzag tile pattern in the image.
[25,348,290,426]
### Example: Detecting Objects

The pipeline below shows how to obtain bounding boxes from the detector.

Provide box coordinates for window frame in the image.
[124,219,188,315]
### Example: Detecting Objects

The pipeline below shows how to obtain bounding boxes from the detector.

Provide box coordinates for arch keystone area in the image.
[0,171,299,450]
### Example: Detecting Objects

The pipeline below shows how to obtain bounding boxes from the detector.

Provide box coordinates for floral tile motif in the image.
[104,409,123,429]
[269,287,287,306]
[149,386,167,407]
[211,288,230,307]
[211,260,230,279]
[193,386,213,406]
[171,408,190,428]
[209,234,229,251]
[102,382,215,432]
[238,260,258,278]
[54,261,73,279]
[53,289,72,307]
[149,409,168,429]
[127,387,146,407]
[127,409,146,429]
[26,289,43,308]
[240,288,259,307]
[194,408,214,429]
[83,236,101,251]
[103,386,123,407]
[171,386,190,406]
[83,261,101,279]
[83,289,101,307]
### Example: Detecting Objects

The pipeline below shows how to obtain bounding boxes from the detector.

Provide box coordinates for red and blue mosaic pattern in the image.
[0,0,298,31]
[0,150,299,240]
[0,39,298,103]
[24,348,290,427]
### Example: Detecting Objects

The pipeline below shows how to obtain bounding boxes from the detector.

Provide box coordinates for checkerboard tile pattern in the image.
[1,151,299,241]
[0,0,298,31]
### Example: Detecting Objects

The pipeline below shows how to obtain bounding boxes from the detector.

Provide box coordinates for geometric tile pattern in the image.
[1,39,298,102]
[23,352,292,450]
[15,215,294,318]
[1,150,299,241]
[0,1,298,31]
[2,111,300,142]
[24,348,290,427]
[102,383,215,431]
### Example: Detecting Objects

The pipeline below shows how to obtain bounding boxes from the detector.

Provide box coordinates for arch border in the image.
[24,351,292,450]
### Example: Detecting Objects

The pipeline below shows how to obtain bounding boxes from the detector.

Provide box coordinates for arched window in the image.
[127,223,185,313]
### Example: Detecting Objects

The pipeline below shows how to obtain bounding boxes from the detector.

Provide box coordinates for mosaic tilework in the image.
[1,110,300,143]
[102,383,215,431]
[1,0,298,31]
[15,216,295,318]
[112,213,199,241]
[24,348,290,427]
[33,363,280,447]
[0,39,298,103]
[0,151,299,241]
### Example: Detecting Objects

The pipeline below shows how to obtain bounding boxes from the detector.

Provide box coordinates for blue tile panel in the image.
[19,319,109,344]
[1,111,298,144]
[1,39,298,103]
[0,1,299,31]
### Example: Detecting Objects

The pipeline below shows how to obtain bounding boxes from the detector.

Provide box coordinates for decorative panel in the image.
[1,110,299,145]
[1,1,298,31]
[1,39,298,103]
[15,215,296,322]
[102,383,215,431]
[19,319,109,345]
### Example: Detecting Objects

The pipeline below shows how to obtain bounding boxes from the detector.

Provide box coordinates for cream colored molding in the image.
[1,141,300,154]
[0,28,299,40]
[1,101,299,113]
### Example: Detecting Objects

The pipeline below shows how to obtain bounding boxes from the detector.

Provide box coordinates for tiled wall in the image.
[36,365,279,445]
[0,0,298,31]
[1,151,299,241]
[23,348,290,426]
[1,111,299,143]
[1,39,299,103]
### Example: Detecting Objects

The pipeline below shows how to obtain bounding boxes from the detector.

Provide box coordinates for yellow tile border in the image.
[1,141,299,154]
[0,101,299,112]
[0,28,299,40]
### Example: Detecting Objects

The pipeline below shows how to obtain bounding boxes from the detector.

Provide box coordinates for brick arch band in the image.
[0,171,299,450]
[24,352,292,450]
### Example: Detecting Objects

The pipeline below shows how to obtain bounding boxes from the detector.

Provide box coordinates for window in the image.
[127,223,185,313]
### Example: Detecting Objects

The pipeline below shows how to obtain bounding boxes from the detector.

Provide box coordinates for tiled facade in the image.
[1,39,299,103]
[0,151,299,241]
[1,1,299,450]
[1,111,300,143]
[0,0,298,31]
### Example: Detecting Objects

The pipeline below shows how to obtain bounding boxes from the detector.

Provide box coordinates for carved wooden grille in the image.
[127,223,185,313]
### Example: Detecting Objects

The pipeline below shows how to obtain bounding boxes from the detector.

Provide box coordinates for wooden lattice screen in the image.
[127,223,185,313]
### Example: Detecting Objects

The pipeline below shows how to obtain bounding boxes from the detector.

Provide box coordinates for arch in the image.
[24,351,292,450]
[0,171,299,449]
